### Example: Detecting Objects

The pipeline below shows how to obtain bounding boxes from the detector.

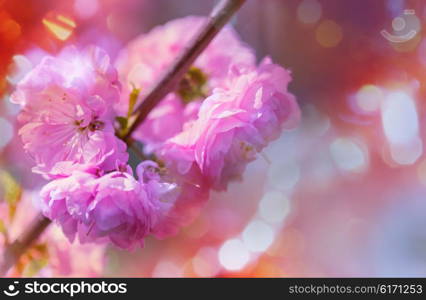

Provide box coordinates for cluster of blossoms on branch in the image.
[11,16,300,250]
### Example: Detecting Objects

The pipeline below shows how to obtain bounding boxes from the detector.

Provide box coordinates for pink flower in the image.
[40,162,176,250]
[161,58,300,190]
[115,16,255,150]
[11,46,128,178]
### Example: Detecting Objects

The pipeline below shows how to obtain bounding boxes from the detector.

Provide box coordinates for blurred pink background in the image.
[1,0,426,277]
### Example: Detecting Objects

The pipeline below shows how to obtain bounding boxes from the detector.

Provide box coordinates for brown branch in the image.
[0,213,50,276]
[0,0,245,277]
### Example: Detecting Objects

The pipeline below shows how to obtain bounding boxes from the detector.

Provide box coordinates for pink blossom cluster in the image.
[12,46,175,250]
[40,162,175,250]
[12,16,300,250]
[161,58,300,190]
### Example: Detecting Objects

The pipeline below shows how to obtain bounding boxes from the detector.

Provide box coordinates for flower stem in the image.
[0,0,246,276]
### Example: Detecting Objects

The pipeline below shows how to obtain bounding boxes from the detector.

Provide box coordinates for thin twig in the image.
[0,0,245,276]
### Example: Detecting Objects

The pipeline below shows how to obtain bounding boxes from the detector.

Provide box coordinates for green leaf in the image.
[0,171,22,220]
[0,219,8,242]
[0,219,6,234]
[115,86,141,138]
[128,86,141,118]
[21,243,49,277]
[115,116,128,131]
[22,258,49,277]
[177,66,208,103]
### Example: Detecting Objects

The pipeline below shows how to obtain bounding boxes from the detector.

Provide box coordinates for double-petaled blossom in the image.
[40,162,176,250]
[161,58,300,190]
[11,46,128,178]
[115,16,255,151]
